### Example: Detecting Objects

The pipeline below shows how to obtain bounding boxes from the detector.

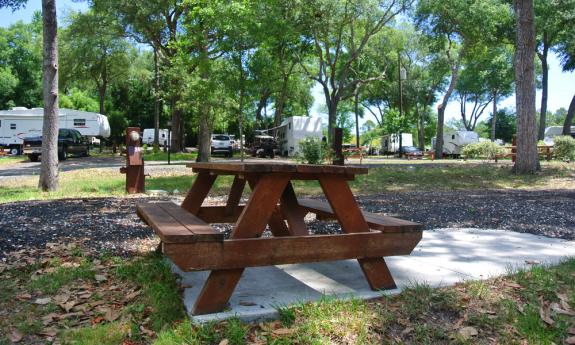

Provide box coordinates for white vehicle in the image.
[432,130,479,156]
[381,133,413,153]
[543,126,575,145]
[142,128,170,146]
[0,107,111,154]
[211,134,233,157]
[275,116,323,156]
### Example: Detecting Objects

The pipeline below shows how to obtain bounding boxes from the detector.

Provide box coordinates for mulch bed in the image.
[1,189,574,258]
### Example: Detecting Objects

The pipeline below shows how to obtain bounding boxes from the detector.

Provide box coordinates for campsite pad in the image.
[173,228,575,323]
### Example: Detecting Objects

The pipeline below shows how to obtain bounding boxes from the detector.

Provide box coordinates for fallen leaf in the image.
[59,301,76,312]
[504,282,522,289]
[94,274,107,282]
[91,316,105,325]
[124,290,141,303]
[34,297,52,305]
[218,340,229,345]
[401,327,413,336]
[539,305,554,325]
[9,329,23,343]
[568,327,575,335]
[104,308,120,322]
[38,328,57,337]
[53,294,70,304]
[16,293,31,301]
[273,328,295,336]
[566,336,575,345]
[79,292,93,299]
[239,301,257,306]
[458,326,478,339]
[550,302,575,316]
[41,313,60,325]
[140,325,155,337]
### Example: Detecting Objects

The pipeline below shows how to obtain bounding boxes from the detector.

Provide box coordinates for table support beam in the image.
[181,172,217,215]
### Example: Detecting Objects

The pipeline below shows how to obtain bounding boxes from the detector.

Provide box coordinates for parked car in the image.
[399,146,423,158]
[211,134,233,157]
[24,128,90,162]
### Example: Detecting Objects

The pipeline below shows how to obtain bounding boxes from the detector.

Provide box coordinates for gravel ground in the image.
[0,189,573,258]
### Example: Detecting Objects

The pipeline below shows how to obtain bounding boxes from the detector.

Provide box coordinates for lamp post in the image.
[398,53,407,158]
[167,120,172,165]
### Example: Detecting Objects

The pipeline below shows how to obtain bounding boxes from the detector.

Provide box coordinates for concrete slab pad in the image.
[172,228,575,323]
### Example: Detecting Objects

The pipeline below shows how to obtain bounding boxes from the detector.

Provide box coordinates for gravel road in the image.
[0,189,573,258]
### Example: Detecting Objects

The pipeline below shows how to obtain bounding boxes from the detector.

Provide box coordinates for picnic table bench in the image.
[137,162,423,315]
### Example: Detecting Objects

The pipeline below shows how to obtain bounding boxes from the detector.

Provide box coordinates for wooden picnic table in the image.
[137,162,423,315]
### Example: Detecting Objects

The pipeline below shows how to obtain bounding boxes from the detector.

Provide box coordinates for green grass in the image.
[114,252,185,331]
[0,155,26,166]
[62,322,128,345]
[29,259,95,294]
[142,151,198,161]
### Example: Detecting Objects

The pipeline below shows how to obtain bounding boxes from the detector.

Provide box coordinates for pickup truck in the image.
[24,128,90,162]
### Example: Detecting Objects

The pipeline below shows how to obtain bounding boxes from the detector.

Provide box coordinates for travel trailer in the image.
[0,107,111,154]
[544,126,575,145]
[381,133,413,154]
[275,116,323,156]
[432,130,479,156]
[142,128,170,146]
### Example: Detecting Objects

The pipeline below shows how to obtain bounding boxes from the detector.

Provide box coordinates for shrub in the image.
[553,136,575,161]
[462,141,505,160]
[297,138,331,164]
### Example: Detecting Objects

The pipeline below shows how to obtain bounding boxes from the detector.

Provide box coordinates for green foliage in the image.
[59,88,99,112]
[553,136,575,161]
[486,109,517,143]
[297,138,331,165]
[462,141,505,160]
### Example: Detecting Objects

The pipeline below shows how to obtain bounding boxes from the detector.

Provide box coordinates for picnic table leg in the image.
[319,176,397,290]
[225,175,246,216]
[247,176,291,237]
[279,182,308,236]
[181,172,217,215]
[192,175,290,315]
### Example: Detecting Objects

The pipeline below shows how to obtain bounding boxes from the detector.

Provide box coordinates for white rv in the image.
[0,107,111,154]
[276,116,323,156]
[543,126,575,145]
[142,128,170,146]
[381,133,413,153]
[432,130,479,156]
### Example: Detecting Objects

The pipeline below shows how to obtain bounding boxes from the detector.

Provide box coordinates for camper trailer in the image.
[276,116,323,156]
[432,130,479,156]
[0,107,111,154]
[543,126,575,145]
[380,133,413,154]
[142,128,170,146]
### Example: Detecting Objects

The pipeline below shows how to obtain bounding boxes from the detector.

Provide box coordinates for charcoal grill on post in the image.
[120,127,145,193]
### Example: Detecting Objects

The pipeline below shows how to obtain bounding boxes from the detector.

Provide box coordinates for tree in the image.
[0,0,60,191]
[513,0,539,174]
[416,0,513,158]
[485,108,517,143]
[60,10,130,115]
[555,3,575,135]
[300,0,409,143]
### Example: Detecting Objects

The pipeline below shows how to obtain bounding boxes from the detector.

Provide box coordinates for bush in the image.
[553,136,575,161]
[297,138,331,164]
[462,141,505,160]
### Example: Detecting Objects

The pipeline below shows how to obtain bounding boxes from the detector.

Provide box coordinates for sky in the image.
[2,1,574,129]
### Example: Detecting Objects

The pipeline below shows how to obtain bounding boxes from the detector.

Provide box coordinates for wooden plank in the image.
[197,206,244,223]
[136,202,223,243]
[187,162,368,175]
[279,182,308,236]
[164,231,422,271]
[181,172,216,214]
[246,176,291,237]
[298,198,422,233]
[225,176,246,216]
[192,269,244,315]
[319,176,397,290]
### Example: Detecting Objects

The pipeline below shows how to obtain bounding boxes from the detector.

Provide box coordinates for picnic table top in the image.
[187,162,368,175]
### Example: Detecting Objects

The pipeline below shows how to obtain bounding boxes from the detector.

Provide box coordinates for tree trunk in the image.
[327,98,338,143]
[273,75,289,127]
[538,47,548,140]
[255,89,270,127]
[418,107,425,150]
[98,84,106,115]
[436,65,459,159]
[563,93,575,135]
[354,90,360,149]
[169,94,181,152]
[153,48,160,148]
[39,0,59,192]
[196,28,211,162]
[513,0,539,174]
[491,91,498,141]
